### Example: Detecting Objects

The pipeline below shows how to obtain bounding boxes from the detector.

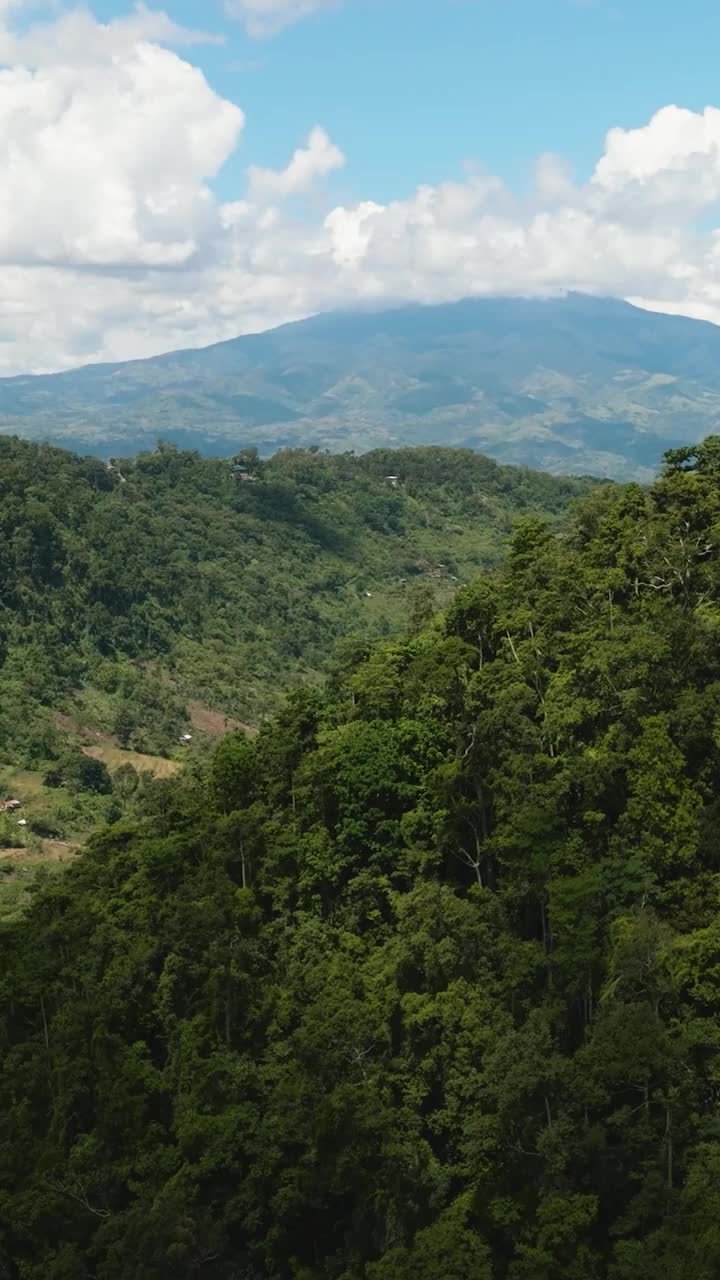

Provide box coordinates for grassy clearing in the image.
[2,768,46,803]
[0,840,79,923]
[81,744,181,778]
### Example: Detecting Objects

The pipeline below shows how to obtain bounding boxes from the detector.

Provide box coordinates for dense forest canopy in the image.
[4,438,720,1277]
[0,434,595,767]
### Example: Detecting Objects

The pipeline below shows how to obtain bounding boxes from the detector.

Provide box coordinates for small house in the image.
[385,475,399,488]
[0,798,21,813]
[231,460,259,483]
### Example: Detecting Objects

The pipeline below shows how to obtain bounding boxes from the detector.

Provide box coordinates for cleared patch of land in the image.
[4,769,46,802]
[52,710,119,745]
[0,839,79,864]
[188,701,257,738]
[81,744,180,778]
[0,839,80,923]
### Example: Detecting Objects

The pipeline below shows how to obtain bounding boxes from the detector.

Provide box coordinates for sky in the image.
[3,0,720,372]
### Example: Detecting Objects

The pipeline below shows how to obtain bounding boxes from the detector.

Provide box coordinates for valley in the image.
[0,434,597,903]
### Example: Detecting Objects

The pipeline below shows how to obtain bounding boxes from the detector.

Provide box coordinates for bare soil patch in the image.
[42,840,81,862]
[0,839,79,864]
[52,711,119,747]
[188,701,257,738]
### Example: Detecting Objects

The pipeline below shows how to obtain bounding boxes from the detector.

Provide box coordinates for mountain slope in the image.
[3,294,720,477]
[5,438,720,1277]
[0,435,596,774]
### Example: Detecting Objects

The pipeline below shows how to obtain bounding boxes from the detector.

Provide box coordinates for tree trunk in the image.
[239,835,247,890]
[40,994,49,1052]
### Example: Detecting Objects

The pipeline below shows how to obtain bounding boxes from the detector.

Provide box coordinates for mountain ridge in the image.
[3,293,720,477]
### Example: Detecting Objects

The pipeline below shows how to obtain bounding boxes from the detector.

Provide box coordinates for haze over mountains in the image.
[4,293,720,479]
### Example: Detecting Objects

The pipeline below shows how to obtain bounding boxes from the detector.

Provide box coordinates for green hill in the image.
[4,294,720,478]
[4,437,720,1277]
[0,433,594,773]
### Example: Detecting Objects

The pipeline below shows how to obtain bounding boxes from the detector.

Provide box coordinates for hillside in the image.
[4,437,720,1278]
[0,434,594,771]
[3,295,720,478]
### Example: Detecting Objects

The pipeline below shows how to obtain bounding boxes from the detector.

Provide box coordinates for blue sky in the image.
[92,0,720,203]
[3,0,720,371]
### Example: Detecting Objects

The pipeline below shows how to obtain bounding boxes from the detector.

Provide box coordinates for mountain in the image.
[0,435,596,887]
[4,437,720,1277]
[4,294,720,478]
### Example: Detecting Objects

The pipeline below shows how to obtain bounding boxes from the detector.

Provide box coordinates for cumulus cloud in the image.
[0,53,242,270]
[594,105,720,194]
[248,127,345,199]
[1,5,720,373]
[0,3,241,278]
[223,0,339,38]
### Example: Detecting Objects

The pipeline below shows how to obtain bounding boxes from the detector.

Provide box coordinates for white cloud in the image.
[248,127,345,199]
[0,5,242,273]
[223,0,338,38]
[594,105,720,195]
[1,7,720,374]
[0,3,223,65]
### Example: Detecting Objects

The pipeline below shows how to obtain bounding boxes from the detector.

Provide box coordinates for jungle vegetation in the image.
[2,439,720,1277]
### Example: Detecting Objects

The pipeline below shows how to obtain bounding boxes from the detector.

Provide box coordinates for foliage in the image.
[43,750,112,794]
[0,434,594,767]
[9,437,720,1275]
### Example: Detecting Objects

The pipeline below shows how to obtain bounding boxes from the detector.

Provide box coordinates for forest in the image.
[0,434,594,767]
[0,435,596,918]
[3,437,720,1277]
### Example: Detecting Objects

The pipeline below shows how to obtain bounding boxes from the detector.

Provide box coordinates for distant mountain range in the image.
[3,293,720,478]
